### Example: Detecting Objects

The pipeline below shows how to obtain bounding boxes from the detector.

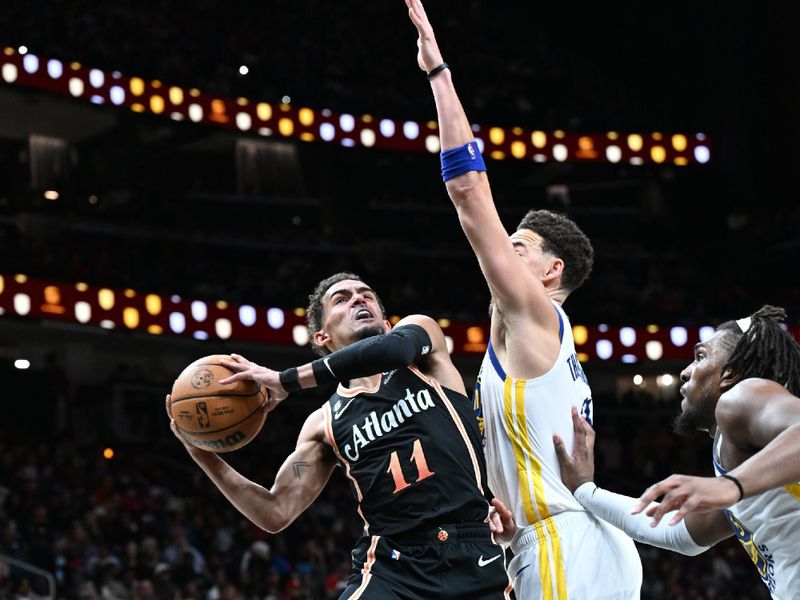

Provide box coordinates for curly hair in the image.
[305,272,387,356]
[715,305,800,396]
[516,209,594,293]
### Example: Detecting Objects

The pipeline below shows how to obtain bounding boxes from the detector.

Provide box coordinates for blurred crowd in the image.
[0,370,772,600]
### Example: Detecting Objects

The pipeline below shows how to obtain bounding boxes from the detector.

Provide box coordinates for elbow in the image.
[261,521,286,535]
[445,172,484,207]
[260,516,290,535]
[256,508,292,534]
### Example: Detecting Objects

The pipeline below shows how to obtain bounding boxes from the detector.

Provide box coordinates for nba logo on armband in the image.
[421,345,431,355]
[467,143,476,160]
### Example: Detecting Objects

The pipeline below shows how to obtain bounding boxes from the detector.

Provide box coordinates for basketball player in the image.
[166,272,513,600]
[555,305,800,599]
[405,0,642,597]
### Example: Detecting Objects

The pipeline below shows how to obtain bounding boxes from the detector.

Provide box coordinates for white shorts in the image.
[509,510,642,599]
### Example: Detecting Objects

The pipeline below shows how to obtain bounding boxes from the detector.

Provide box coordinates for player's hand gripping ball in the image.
[170,355,268,452]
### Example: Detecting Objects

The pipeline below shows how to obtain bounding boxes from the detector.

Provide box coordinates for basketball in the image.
[170,354,268,453]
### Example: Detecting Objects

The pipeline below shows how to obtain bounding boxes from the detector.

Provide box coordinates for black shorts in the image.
[340,523,513,600]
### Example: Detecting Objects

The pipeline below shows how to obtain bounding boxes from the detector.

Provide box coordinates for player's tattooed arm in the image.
[292,461,311,479]
[181,408,336,533]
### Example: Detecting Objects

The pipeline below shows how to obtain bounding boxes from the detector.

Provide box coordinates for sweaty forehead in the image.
[510,229,543,246]
[698,330,732,355]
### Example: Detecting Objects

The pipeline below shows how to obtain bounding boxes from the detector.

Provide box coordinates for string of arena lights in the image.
[1,45,711,166]
[4,273,785,363]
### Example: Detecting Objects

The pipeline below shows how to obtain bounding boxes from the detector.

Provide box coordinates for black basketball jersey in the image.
[322,364,491,536]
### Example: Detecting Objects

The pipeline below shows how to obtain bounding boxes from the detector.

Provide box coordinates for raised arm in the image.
[167,396,336,533]
[632,378,800,525]
[219,316,463,396]
[405,0,557,326]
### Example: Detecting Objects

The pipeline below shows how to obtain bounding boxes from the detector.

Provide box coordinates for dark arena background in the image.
[1,2,798,599]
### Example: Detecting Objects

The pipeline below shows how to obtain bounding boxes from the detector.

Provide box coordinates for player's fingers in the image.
[491,498,515,532]
[487,510,502,534]
[570,405,582,435]
[552,435,571,463]
[406,2,423,29]
[582,418,596,447]
[412,0,430,20]
[649,501,670,524]
[632,484,661,514]
[652,490,687,523]
[231,354,258,369]
[648,497,676,526]
[491,497,510,516]
[668,505,690,527]
[218,371,248,385]
[219,358,249,373]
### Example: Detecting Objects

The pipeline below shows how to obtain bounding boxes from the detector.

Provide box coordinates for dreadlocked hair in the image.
[716,305,800,396]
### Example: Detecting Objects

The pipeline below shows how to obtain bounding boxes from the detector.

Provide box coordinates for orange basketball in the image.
[170,355,267,453]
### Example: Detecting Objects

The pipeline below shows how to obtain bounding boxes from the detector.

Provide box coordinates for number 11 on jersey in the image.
[387,439,436,494]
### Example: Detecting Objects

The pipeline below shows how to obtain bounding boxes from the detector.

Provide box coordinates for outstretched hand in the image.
[219,354,289,412]
[488,498,516,546]
[553,406,596,493]
[405,0,444,73]
[631,474,742,527]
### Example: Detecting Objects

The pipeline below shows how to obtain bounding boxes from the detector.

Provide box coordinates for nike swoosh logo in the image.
[334,398,354,419]
[323,357,336,377]
[477,554,502,567]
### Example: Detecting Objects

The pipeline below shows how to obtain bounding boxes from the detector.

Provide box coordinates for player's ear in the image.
[719,368,737,393]
[543,256,564,283]
[383,319,392,333]
[313,329,332,351]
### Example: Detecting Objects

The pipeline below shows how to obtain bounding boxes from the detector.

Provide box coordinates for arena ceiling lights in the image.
[0,47,711,166]
[2,273,779,363]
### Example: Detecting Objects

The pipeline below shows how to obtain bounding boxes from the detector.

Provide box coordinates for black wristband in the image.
[427,62,449,81]
[278,367,302,393]
[720,474,745,501]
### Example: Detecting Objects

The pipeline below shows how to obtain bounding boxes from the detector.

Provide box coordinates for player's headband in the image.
[736,317,752,333]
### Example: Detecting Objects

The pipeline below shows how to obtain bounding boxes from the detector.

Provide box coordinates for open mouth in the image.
[354,308,373,321]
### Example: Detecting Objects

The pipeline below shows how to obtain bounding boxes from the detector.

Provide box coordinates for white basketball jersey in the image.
[713,435,800,599]
[474,301,593,527]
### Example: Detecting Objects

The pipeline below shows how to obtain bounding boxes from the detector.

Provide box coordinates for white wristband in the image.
[574,482,709,556]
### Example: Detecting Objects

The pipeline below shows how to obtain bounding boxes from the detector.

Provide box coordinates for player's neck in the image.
[547,285,567,305]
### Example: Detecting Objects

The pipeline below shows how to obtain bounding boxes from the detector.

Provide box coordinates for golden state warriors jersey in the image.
[714,435,800,599]
[474,301,592,527]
